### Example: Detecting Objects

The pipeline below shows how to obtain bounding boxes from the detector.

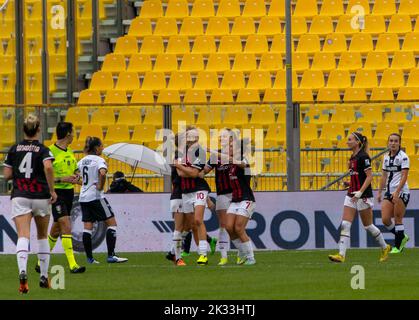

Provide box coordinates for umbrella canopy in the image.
[103,143,172,175]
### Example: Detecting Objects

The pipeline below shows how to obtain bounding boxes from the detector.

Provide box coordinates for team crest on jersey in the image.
[394,158,400,165]
[365,159,370,166]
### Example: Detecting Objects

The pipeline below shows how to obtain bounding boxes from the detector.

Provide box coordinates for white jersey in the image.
[382,150,410,194]
[77,155,108,203]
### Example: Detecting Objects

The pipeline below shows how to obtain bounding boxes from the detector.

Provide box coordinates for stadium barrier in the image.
[0,190,418,254]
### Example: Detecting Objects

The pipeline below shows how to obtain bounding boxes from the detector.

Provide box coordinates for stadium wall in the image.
[0,191,418,254]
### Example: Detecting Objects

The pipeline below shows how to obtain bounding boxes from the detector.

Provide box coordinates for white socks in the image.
[172,230,182,260]
[16,237,29,274]
[365,224,387,249]
[231,238,243,258]
[218,228,229,259]
[338,220,352,257]
[198,240,207,256]
[242,241,254,260]
[38,239,50,278]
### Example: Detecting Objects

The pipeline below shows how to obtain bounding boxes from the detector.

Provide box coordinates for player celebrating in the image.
[377,133,410,253]
[174,127,211,265]
[35,122,85,274]
[329,132,391,263]
[78,137,128,264]
[3,114,57,293]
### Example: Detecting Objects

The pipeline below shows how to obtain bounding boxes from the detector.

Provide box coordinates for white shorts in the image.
[182,191,208,213]
[170,199,183,213]
[216,193,232,211]
[227,201,256,219]
[344,196,374,211]
[12,197,51,219]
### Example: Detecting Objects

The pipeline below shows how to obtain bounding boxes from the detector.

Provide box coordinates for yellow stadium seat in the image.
[104,90,128,105]
[236,89,261,103]
[231,17,256,36]
[399,0,419,15]
[191,0,215,18]
[380,69,404,89]
[263,88,286,102]
[335,15,360,35]
[270,34,286,53]
[247,70,272,89]
[353,70,377,89]
[290,17,308,36]
[320,0,344,17]
[327,70,351,89]
[407,68,419,87]
[384,108,411,123]
[375,122,399,139]
[2,38,15,56]
[368,138,387,149]
[139,0,163,18]
[210,89,234,103]
[402,138,416,155]
[128,17,153,37]
[180,53,204,72]
[397,87,419,101]
[65,107,89,126]
[115,72,140,91]
[131,90,155,104]
[132,125,157,143]
[273,70,298,89]
[206,17,229,36]
[0,56,15,75]
[142,72,167,90]
[358,105,384,123]
[166,35,190,54]
[317,88,341,102]
[154,54,178,72]
[25,91,42,105]
[165,0,189,18]
[184,89,208,104]
[223,107,249,126]
[375,33,400,52]
[220,71,245,90]
[196,107,222,125]
[106,124,130,142]
[349,34,373,53]
[349,122,372,138]
[195,71,219,89]
[114,36,139,55]
[232,53,257,72]
[364,52,389,71]
[294,0,318,17]
[76,18,93,39]
[388,15,412,34]
[372,0,396,16]
[409,171,419,188]
[300,70,325,89]
[243,0,266,17]
[362,15,386,34]
[293,88,313,102]
[309,16,333,35]
[391,51,416,70]
[216,0,240,17]
[90,72,114,91]
[301,123,318,143]
[172,106,195,123]
[331,106,355,124]
[292,52,309,71]
[206,53,231,72]
[180,17,204,36]
[0,0,15,21]
[258,17,282,35]
[140,36,165,54]
[218,35,242,53]
[167,71,193,90]
[259,53,283,71]
[304,106,330,123]
[265,123,286,143]
[309,139,334,149]
[90,108,116,126]
[370,88,394,101]
[118,108,142,126]
[49,36,67,56]
[0,92,14,105]
[311,52,336,71]
[250,106,275,125]
[0,125,15,147]
[142,108,162,124]
[26,55,42,74]
[127,54,153,73]
[79,124,104,141]
[102,54,126,73]
[244,35,269,54]
[154,18,178,36]
[346,0,370,14]
[192,35,217,54]
[403,122,419,137]
[337,52,362,71]
[78,90,102,105]
[157,90,181,104]
[24,20,43,39]
[268,0,285,17]
[296,34,320,54]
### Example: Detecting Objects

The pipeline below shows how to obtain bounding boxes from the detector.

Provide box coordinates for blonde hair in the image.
[23,114,40,137]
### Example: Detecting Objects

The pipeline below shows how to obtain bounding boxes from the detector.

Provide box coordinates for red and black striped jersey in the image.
[347,150,373,198]
[206,156,233,195]
[4,140,54,199]
[177,145,210,194]
[229,163,255,203]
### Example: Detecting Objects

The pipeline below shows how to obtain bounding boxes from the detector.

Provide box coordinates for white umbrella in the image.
[103,143,172,176]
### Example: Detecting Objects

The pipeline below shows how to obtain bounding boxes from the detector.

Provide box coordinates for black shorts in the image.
[384,192,410,207]
[52,189,74,222]
[80,198,115,223]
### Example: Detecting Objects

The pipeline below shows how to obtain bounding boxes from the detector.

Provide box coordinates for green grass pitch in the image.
[1,249,419,300]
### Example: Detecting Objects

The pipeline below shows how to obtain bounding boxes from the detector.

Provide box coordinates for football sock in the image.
[106,227,117,257]
[38,239,50,278]
[385,221,396,235]
[173,230,182,260]
[183,231,192,253]
[198,240,207,256]
[218,228,229,259]
[48,234,58,251]
[16,237,29,274]
[61,234,78,269]
[82,229,93,260]
[365,224,387,249]
[395,224,405,249]
[338,220,352,257]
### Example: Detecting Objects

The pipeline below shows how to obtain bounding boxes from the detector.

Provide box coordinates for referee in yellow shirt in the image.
[36,122,85,274]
